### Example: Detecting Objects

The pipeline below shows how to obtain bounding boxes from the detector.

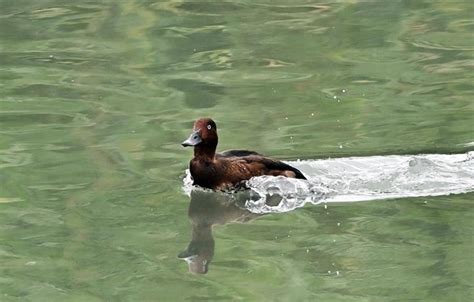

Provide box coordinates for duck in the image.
[182,118,306,190]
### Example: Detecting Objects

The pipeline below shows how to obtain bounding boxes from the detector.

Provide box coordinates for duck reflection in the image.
[178,190,262,274]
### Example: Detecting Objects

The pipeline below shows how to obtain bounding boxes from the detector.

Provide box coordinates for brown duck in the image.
[182,118,306,190]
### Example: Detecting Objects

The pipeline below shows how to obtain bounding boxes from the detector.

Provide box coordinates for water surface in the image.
[1,0,473,301]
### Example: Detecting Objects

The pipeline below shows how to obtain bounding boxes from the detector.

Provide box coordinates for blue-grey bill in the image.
[182,130,202,147]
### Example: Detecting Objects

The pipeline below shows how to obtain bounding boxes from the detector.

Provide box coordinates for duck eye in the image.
[207,125,212,130]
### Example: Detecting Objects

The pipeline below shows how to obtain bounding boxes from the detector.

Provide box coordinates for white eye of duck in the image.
[207,125,212,130]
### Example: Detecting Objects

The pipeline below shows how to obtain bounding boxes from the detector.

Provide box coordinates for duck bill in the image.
[181,130,202,147]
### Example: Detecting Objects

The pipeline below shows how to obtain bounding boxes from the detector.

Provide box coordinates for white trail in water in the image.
[184,152,474,213]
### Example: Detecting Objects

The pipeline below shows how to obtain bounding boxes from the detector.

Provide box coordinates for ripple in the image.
[168,70,313,87]
[0,197,23,203]
[28,8,75,20]
[162,25,227,36]
[254,4,330,14]
[0,152,32,169]
[167,49,233,71]
[0,144,33,169]
[261,13,330,33]
[167,79,223,108]
[409,32,474,51]
[331,49,408,64]
[238,71,313,83]
[10,83,84,99]
[28,183,89,191]
[0,111,94,133]
[17,208,63,226]
[408,52,441,63]
[447,19,474,32]
[153,1,244,16]
[423,60,474,74]
[0,52,111,69]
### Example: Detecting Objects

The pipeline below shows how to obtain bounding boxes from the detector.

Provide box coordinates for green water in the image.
[1,0,473,301]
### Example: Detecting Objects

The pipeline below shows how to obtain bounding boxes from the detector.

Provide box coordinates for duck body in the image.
[190,152,306,190]
[182,118,306,191]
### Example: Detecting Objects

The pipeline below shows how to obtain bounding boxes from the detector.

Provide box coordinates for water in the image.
[1,0,473,301]
[242,152,474,212]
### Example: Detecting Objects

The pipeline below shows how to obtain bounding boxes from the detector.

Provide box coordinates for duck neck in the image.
[194,144,216,161]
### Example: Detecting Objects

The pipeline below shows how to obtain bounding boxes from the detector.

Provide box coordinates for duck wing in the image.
[233,155,307,180]
[218,149,262,158]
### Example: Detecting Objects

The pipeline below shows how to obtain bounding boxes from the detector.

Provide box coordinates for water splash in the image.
[183,152,474,213]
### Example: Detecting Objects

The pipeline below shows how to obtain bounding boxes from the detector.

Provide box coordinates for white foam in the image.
[183,152,474,213]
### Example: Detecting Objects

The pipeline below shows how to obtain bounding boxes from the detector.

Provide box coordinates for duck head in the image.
[182,118,218,157]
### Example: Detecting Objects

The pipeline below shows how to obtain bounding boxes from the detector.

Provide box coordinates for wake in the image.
[184,152,474,213]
